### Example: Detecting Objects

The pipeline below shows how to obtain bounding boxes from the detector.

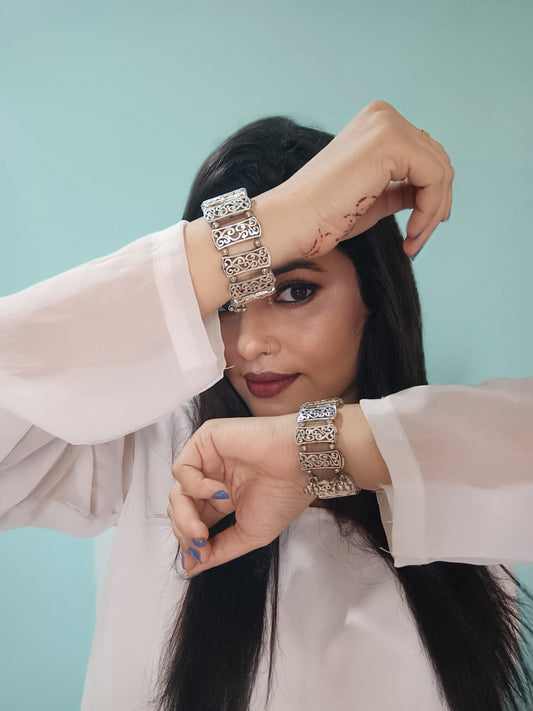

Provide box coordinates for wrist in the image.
[294,398,359,499]
[336,403,391,490]
[184,186,307,318]
[183,217,228,318]
[252,186,308,267]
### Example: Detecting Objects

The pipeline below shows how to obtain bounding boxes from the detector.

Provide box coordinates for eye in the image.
[274,281,320,304]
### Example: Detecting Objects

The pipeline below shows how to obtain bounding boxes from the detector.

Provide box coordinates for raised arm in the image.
[184,101,452,317]
[169,378,533,572]
[0,101,452,535]
[0,224,219,534]
[1,101,451,443]
[0,223,225,444]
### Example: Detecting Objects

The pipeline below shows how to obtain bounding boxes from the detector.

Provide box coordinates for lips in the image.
[244,372,300,398]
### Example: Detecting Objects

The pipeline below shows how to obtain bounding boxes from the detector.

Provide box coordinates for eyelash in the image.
[218,280,320,313]
[273,280,321,305]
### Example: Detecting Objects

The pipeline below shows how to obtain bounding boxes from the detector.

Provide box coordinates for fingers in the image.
[173,461,229,502]
[348,118,453,257]
[171,431,234,518]
[403,168,453,258]
[349,180,415,236]
[168,457,235,573]
[400,128,454,256]
[167,489,211,571]
[404,161,447,240]
[177,520,266,576]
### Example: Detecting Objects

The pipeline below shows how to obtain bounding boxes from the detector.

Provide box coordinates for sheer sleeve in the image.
[0,406,135,535]
[0,221,224,443]
[0,221,225,534]
[361,378,533,567]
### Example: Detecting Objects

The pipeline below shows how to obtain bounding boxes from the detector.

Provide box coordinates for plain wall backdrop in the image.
[1,1,532,708]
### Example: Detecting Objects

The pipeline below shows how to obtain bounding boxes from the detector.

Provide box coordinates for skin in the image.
[184,101,454,319]
[220,249,368,418]
[167,250,391,570]
[169,102,455,571]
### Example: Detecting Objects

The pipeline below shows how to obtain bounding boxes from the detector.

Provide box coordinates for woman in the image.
[0,102,531,710]
[161,114,532,711]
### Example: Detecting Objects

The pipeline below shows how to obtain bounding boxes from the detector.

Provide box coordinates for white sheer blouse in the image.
[1,222,532,710]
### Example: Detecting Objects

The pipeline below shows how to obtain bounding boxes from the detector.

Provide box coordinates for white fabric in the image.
[362,380,533,567]
[0,221,531,710]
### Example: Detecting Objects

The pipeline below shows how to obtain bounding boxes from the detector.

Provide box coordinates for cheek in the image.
[315,299,364,352]
[308,306,365,381]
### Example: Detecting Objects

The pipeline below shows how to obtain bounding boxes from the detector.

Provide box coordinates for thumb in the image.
[187,522,267,574]
[343,180,416,241]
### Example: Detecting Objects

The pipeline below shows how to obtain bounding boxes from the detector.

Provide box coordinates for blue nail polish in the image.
[188,547,201,563]
[212,490,230,500]
[192,538,207,547]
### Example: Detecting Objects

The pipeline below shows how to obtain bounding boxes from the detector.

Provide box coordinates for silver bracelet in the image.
[201,187,276,312]
[296,398,360,499]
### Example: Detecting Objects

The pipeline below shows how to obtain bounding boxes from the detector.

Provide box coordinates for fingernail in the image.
[192,538,206,547]
[188,547,201,563]
[212,490,229,500]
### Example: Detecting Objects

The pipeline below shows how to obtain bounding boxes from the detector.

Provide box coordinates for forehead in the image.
[274,249,356,278]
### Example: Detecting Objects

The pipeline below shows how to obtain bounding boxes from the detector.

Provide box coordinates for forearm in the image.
[336,403,392,491]
[184,101,455,316]
[0,224,224,443]
[184,187,302,318]
[169,403,392,573]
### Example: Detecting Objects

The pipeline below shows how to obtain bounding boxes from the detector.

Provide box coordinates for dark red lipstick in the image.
[244,372,299,398]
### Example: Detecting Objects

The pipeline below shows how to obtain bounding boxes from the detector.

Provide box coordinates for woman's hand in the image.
[168,404,390,574]
[186,101,453,317]
[275,100,453,260]
[168,413,311,574]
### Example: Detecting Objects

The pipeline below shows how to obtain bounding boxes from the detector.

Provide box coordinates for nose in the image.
[234,300,279,361]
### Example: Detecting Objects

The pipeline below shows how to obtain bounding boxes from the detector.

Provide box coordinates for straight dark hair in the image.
[157,117,533,711]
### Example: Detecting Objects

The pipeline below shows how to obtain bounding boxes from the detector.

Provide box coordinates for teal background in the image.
[1,1,532,708]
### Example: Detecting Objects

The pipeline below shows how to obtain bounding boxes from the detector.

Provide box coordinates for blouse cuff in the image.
[154,221,226,391]
[360,396,427,566]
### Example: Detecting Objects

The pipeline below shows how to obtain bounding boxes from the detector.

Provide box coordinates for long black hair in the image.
[157,117,533,711]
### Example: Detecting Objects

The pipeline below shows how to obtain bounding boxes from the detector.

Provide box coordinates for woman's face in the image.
[220,248,368,417]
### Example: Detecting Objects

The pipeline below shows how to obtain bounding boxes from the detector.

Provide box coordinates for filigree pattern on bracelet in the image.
[228,270,276,306]
[297,402,338,424]
[222,246,271,277]
[303,472,358,499]
[201,188,251,224]
[298,449,344,471]
[295,423,337,445]
[296,397,359,500]
[212,216,262,250]
[202,187,275,313]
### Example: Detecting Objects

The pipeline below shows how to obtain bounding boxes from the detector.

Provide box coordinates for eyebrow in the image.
[272,260,326,277]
